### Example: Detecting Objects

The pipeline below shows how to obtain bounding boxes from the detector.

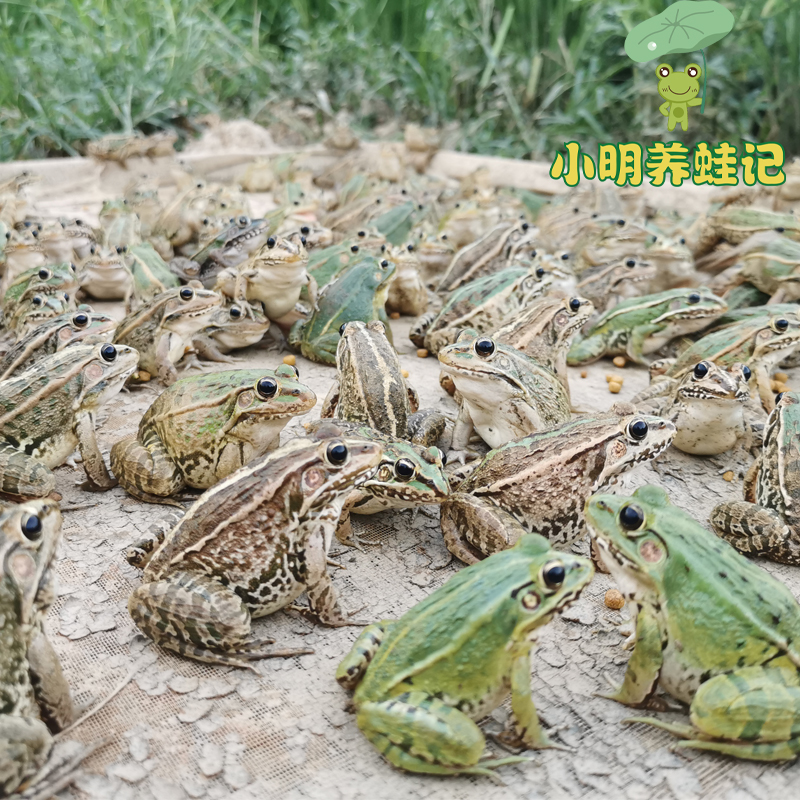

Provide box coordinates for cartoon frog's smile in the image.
[668,86,689,95]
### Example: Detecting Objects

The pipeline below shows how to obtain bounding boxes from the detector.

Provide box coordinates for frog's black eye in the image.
[617,219,625,226]
[536,267,545,278]
[569,298,582,312]
[326,441,348,466]
[542,560,566,589]
[30,229,38,238]
[773,318,790,332]
[627,419,649,440]
[70,263,77,272]
[659,65,671,78]
[356,230,366,238]
[521,222,529,231]
[619,504,645,531]
[474,338,495,357]
[229,306,242,319]
[407,243,415,252]
[32,296,43,307]
[394,458,416,481]
[438,449,447,466]
[693,362,709,379]
[38,268,50,280]
[380,244,386,253]
[256,377,278,398]
[100,344,117,362]
[776,227,786,233]
[688,293,701,304]
[350,245,359,253]
[380,260,389,268]
[238,215,249,227]
[300,226,310,235]
[63,292,69,301]
[625,259,636,268]
[441,234,448,240]
[72,312,89,328]
[776,392,785,404]
[530,249,537,258]
[267,237,276,248]
[300,236,307,246]
[742,365,751,381]
[339,322,349,337]
[179,287,194,301]
[291,365,300,378]
[116,245,126,254]
[90,244,97,255]
[21,514,42,541]
[561,253,570,260]
[679,237,686,244]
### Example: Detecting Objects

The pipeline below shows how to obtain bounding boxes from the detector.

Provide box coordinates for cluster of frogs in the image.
[4,144,800,794]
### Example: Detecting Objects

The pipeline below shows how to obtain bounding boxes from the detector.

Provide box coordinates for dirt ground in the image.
[6,130,797,800]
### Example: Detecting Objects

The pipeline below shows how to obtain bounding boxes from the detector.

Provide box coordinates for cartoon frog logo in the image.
[656,63,702,132]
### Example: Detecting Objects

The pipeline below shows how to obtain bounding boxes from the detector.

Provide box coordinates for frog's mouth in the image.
[667,86,689,96]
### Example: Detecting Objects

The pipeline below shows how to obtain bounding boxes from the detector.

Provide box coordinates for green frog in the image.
[656,63,702,132]
[126,242,181,311]
[385,244,428,317]
[438,334,571,461]
[113,286,222,385]
[587,485,800,761]
[8,292,76,342]
[336,534,593,779]
[575,256,657,311]
[128,429,383,669]
[98,198,142,249]
[693,207,800,259]
[191,302,271,363]
[2,263,78,319]
[0,499,78,796]
[711,390,800,564]
[289,256,395,365]
[78,245,134,302]
[111,366,316,504]
[567,287,728,366]
[440,404,675,563]
[0,342,139,498]
[0,309,116,381]
[321,320,444,446]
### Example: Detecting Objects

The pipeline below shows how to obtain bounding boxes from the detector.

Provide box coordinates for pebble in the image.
[605,589,625,609]
[136,370,151,381]
[775,371,789,383]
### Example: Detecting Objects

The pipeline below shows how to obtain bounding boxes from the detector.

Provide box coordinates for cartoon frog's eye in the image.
[72,312,89,328]
[179,287,194,301]
[742,365,752,381]
[474,338,495,357]
[326,441,349,466]
[625,259,636,268]
[394,459,416,481]
[535,267,546,278]
[686,64,700,78]
[21,514,42,541]
[772,318,789,332]
[100,344,117,362]
[619,504,645,531]
[657,64,672,78]
[687,293,701,304]
[37,268,51,280]
[541,560,566,589]
[569,298,582,312]
[256,377,278,398]
[627,419,649,440]
[693,362,709,379]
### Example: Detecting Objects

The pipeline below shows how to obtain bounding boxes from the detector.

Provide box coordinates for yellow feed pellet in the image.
[772,380,789,393]
[606,374,624,384]
[580,370,588,379]
[604,589,625,610]
[613,356,626,368]
[608,381,622,394]
[723,471,735,482]
[775,372,789,383]
[390,311,401,319]
[283,355,296,366]
[401,369,409,378]
[417,349,429,358]
[136,370,151,382]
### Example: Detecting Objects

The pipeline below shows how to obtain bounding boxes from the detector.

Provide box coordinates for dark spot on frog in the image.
[719,571,727,579]
[736,640,746,649]
[773,614,781,624]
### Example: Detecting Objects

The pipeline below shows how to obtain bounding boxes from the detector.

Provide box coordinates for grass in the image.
[0,0,797,162]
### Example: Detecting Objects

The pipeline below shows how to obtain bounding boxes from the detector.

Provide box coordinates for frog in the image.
[439,404,675,563]
[190,302,271,363]
[110,365,316,504]
[336,534,593,779]
[410,266,557,356]
[305,419,449,546]
[126,242,181,311]
[572,218,655,275]
[1,229,47,282]
[2,263,78,319]
[635,361,754,456]
[710,390,800,564]
[113,286,222,385]
[85,131,177,163]
[385,244,428,317]
[567,287,728,366]
[8,292,76,341]
[77,245,134,301]
[0,342,138,498]
[214,234,315,327]
[642,232,697,292]
[0,499,80,796]
[692,206,800,259]
[124,179,162,238]
[587,485,800,761]
[288,256,396,365]
[414,230,456,289]
[98,198,142,249]
[737,233,800,303]
[40,217,96,263]
[0,309,116,381]
[437,201,494,250]
[128,429,383,669]
[575,256,657,311]
[321,320,445,447]
[656,63,702,132]
[438,334,572,461]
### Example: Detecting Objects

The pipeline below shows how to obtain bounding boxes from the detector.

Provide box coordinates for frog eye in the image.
[31,295,43,307]
[560,253,570,261]
[38,268,51,280]
[536,267,546,278]
[380,260,389,267]
[686,64,700,78]
[256,377,278,398]
[569,298,582,312]
[657,64,672,78]
[72,312,89,328]
[229,306,242,319]
[627,419,649,440]
[521,222,530,231]
[179,287,194,301]
[474,338,495,357]
[21,514,42,541]
[267,237,276,248]
[350,245,359,253]
[679,237,686,244]
[625,259,636,268]
[531,249,537,258]
[63,293,69,302]
[441,234,448,240]
[776,392,785,404]
[326,441,349,466]
[301,226,311,235]
[237,215,249,227]
[407,243,415,252]
[394,459,416,481]
[742,365,752,381]
[339,322,349,337]
[438,449,447,466]
[619,504,645,531]
[116,245,127,254]
[541,560,566,589]
[772,318,789,332]
[100,344,117,362]
[688,293,701,304]
[90,244,97,255]
[617,219,625,227]
[692,362,709,379]
[290,365,300,378]
[776,227,786,233]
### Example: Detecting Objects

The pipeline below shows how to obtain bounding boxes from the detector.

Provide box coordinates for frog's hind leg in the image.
[125,509,185,569]
[128,570,313,671]
[336,621,395,690]
[357,691,530,780]
[110,434,185,506]
[0,715,52,796]
[710,500,800,565]
[0,442,55,498]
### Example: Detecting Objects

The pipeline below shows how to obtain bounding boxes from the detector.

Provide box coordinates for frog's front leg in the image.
[0,714,52,796]
[440,493,526,564]
[598,605,665,707]
[155,334,179,385]
[659,101,670,118]
[303,333,339,366]
[336,620,395,690]
[320,379,340,418]
[128,570,313,670]
[626,324,663,365]
[566,334,607,366]
[0,441,55,498]
[110,434,184,504]
[304,524,358,626]
[357,691,529,779]
[447,403,475,464]
[408,408,447,448]
[27,631,76,732]
[710,500,800,564]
